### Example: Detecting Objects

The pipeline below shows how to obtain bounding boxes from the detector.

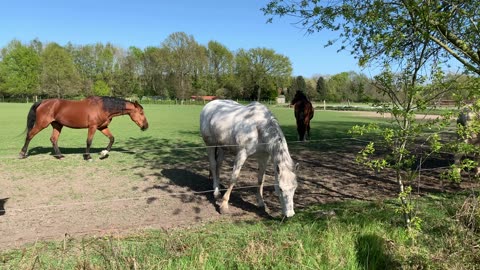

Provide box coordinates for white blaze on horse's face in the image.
[275,164,298,217]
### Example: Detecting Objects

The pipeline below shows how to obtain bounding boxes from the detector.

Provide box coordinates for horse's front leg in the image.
[50,122,65,159]
[98,127,114,159]
[256,156,269,210]
[84,127,97,161]
[219,149,247,214]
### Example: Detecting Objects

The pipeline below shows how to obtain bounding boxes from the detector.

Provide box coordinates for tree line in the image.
[0,32,386,103]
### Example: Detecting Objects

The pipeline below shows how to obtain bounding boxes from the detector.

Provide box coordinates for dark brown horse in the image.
[291,91,314,141]
[19,96,149,160]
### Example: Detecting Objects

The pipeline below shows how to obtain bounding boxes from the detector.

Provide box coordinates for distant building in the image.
[191,96,217,101]
[276,95,286,104]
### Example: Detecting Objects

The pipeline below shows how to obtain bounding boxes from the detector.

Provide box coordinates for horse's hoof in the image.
[55,155,65,160]
[99,150,109,160]
[219,203,229,214]
[18,154,27,159]
[213,191,221,199]
[83,154,92,161]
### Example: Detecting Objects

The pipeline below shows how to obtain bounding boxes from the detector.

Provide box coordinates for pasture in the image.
[0,102,478,269]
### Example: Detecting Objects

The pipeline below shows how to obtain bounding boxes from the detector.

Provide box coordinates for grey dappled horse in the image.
[200,99,298,217]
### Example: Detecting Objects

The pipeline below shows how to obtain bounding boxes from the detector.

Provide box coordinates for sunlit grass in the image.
[1,194,478,269]
[0,102,478,269]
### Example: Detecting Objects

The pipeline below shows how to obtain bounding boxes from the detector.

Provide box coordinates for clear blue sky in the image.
[0,0,368,78]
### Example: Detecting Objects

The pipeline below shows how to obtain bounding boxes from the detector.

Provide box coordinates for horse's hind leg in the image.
[50,122,65,159]
[19,121,50,158]
[98,128,114,159]
[207,147,223,199]
[84,127,97,161]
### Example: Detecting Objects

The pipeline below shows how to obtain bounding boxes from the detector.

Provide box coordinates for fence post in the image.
[323,100,326,110]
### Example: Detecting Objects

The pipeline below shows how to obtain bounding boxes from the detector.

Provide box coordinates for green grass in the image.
[0,102,478,269]
[1,195,479,269]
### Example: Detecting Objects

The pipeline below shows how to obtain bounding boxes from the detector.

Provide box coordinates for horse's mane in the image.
[261,110,295,171]
[88,96,129,113]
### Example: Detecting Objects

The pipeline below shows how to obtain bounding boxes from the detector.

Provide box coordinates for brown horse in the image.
[19,96,149,160]
[291,91,314,141]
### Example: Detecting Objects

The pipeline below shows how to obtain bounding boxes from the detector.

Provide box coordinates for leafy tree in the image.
[112,47,143,97]
[235,47,292,100]
[305,78,318,100]
[93,80,111,96]
[207,41,234,95]
[143,46,170,98]
[316,76,327,101]
[41,42,81,98]
[190,43,209,96]
[0,40,41,97]
[294,76,307,91]
[94,43,118,85]
[68,43,97,96]
[288,76,307,101]
[162,32,203,100]
[328,72,350,102]
[263,1,480,75]
[263,0,480,230]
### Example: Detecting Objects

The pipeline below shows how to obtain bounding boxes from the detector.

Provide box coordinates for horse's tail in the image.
[24,101,42,134]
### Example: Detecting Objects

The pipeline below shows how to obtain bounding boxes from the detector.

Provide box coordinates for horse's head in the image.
[128,101,149,131]
[275,162,299,218]
[290,91,307,105]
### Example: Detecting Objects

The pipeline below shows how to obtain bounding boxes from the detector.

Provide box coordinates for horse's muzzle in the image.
[141,122,149,131]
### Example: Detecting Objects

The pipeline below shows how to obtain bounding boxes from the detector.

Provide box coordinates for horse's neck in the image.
[265,129,293,169]
[272,141,294,174]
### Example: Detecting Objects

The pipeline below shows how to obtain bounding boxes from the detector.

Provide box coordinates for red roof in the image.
[191,96,217,101]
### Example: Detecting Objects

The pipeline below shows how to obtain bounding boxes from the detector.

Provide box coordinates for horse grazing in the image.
[200,99,298,217]
[291,91,314,141]
[454,104,480,175]
[19,96,149,160]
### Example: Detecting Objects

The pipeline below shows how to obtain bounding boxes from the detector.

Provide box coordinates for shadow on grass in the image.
[355,233,399,269]
[158,168,271,218]
[26,146,128,158]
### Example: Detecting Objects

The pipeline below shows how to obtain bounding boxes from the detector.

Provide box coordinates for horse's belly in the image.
[55,113,89,128]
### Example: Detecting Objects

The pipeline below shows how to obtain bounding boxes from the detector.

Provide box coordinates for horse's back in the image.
[294,98,314,118]
[200,100,270,146]
[36,98,95,128]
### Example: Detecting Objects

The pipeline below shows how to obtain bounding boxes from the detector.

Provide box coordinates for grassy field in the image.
[0,102,479,269]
